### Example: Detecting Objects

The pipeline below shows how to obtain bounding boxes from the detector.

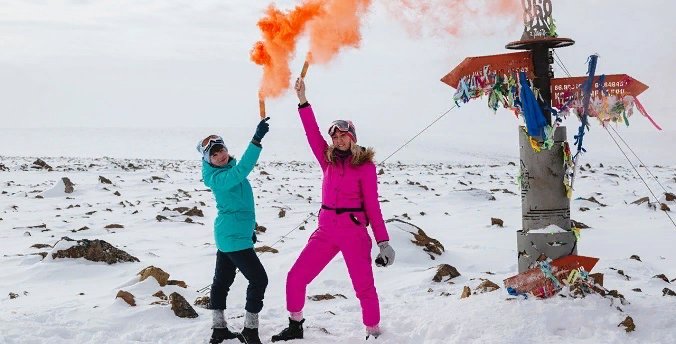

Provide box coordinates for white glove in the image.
[376,241,395,267]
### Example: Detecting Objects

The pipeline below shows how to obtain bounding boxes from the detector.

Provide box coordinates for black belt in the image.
[321,204,364,215]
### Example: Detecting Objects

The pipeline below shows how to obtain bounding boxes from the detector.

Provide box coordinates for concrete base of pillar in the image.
[517,230,577,272]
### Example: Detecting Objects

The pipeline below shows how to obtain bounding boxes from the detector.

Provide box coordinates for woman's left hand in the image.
[376,241,395,267]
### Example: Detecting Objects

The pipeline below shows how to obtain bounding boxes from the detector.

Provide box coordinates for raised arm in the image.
[205,118,270,190]
[361,163,389,243]
[206,142,261,190]
[295,78,328,171]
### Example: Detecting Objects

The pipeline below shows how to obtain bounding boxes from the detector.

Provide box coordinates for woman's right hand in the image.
[295,77,307,104]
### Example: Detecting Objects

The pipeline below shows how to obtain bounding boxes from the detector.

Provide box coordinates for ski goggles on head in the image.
[328,120,357,142]
[200,135,225,153]
[197,135,226,163]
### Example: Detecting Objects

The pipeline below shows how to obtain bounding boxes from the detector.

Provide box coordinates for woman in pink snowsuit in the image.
[272,78,396,342]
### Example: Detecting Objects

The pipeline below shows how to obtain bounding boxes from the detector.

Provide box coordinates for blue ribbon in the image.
[573,55,599,160]
[519,72,547,137]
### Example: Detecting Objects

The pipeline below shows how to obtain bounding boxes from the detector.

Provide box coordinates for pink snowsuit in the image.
[286,104,390,327]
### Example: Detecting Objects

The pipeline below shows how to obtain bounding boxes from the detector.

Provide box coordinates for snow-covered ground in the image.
[1,128,676,344]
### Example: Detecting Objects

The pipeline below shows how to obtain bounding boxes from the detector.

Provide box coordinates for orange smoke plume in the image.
[386,0,522,37]
[251,0,372,100]
[251,0,521,99]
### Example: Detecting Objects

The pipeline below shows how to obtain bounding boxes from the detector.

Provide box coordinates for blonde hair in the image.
[326,142,369,165]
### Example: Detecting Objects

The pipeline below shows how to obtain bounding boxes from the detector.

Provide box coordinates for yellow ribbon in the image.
[529,136,541,153]
[567,269,580,284]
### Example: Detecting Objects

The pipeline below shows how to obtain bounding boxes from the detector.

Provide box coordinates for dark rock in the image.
[278,209,286,218]
[138,266,170,286]
[580,207,590,212]
[255,246,279,254]
[378,168,384,175]
[113,191,121,196]
[167,280,187,288]
[631,197,650,205]
[99,176,113,184]
[31,244,52,249]
[432,264,461,282]
[580,197,606,207]
[629,255,641,262]
[618,316,635,332]
[663,288,676,297]
[61,178,75,194]
[387,219,444,259]
[661,203,671,212]
[666,193,676,202]
[460,286,471,299]
[653,274,670,283]
[116,290,136,306]
[632,288,642,292]
[169,292,198,318]
[476,280,500,293]
[32,159,52,171]
[184,207,203,217]
[571,220,590,229]
[617,270,631,280]
[608,290,629,305]
[153,290,168,300]
[255,223,267,233]
[308,294,347,301]
[71,226,89,233]
[105,224,124,229]
[491,218,504,227]
[156,215,169,222]
[9,292,19,299]
[194,296,210,309]
[172,207,190,213]
[52,237,139,264]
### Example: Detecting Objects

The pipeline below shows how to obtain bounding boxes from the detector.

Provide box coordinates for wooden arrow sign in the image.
[441,51,534,89]
[551,74,649,109]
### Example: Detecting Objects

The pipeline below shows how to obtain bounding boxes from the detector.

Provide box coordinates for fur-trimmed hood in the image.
[325,145,375,166]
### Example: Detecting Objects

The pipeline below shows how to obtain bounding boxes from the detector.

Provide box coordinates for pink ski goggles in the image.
[328,120,357,142]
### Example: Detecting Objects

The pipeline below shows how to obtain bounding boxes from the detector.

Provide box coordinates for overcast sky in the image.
[0,0,674,135]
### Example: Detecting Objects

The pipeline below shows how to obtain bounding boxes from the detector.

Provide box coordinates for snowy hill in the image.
[1,150,675,343]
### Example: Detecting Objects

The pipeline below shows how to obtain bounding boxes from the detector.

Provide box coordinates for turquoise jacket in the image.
[202,142,262,253]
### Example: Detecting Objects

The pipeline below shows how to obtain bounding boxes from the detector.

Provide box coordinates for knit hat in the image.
[196,135,227,164]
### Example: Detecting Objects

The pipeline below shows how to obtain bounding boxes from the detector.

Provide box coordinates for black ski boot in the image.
[236,327,262,344]
[210,328,238,344]
[366,332,381,340]
[271,318,304,342]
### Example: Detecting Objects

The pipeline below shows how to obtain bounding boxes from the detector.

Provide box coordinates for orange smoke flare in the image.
[259,97,266,119]
[300,59,310,78]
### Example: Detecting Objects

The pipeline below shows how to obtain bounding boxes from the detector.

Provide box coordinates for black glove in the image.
[252,232,258,245]
[253,118,270,143]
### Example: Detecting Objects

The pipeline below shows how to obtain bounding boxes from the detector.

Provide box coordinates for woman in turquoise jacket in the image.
[198,118,270,344]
